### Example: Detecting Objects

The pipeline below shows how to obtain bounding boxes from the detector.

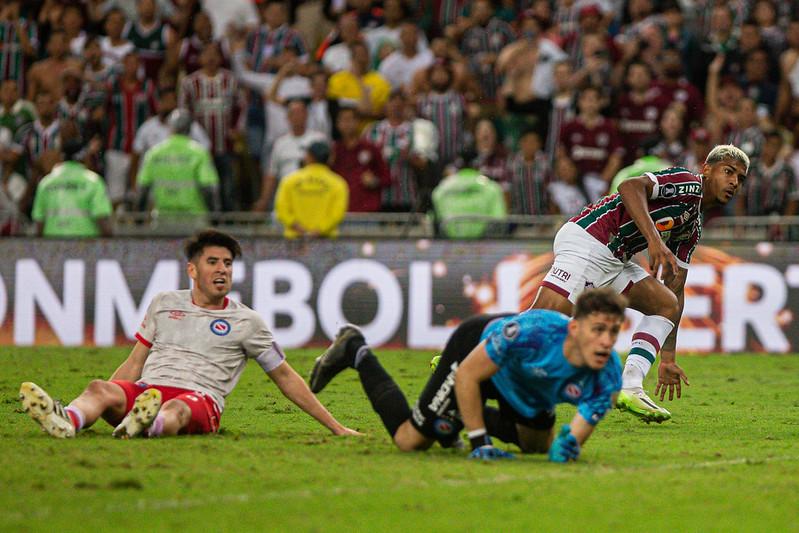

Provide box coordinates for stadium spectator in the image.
[136,109,219,218]
[62,3,88,58]
[253,98,328,212]
[319,12,361,74]
[0,80,34,140]
[246,0,307,73]
[83,36,115,101]
[180,42,244,211]
[432,168,507,239]
[777,20,799,127]
[655,47,704,124]
[682,128,713,172]
[26,30,82,101]
[98,8,134,69]
[309,289,626,461]
[558,85,624,200]
[363,0,428,63]
[544,59,577,166]
[200,0,260,41]
[332,106,390,212]
[327,41,391,121]
[739,47,778,114]
[19,229,360,439]
[123,0,176,83]
[685,4,736,93]
[92,0,176,24]
[737,129,797,218]
[416,61,467,168]
[459,119,509,187]
[649,105,688,165]
[0,0,38,95]
[274,140,349,239]
[409,36,477,101]
[11,91,61,186]
[507,129,551,215]
[571,33,613,98]
[105,52,157,208]
[175,11,229,77]
[31,130,112,238]
[726,97,765,162]
[308,70,333,138]
[378,22,434,91]
[548,155,588,217]
[130,86,210,191]
[458,0,515,103]
[615,61,669,165]
[366,90,427,212]
[751,0,784,58]
[562,4,618,68]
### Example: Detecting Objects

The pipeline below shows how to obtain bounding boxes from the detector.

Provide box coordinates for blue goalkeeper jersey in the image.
[482,310,622,425]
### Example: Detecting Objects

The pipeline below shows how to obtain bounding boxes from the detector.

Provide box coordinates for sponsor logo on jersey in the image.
[660,182,677,198]
[530,366,548,378]
[168,310,186,321]
[502,321,520,341]
[655,216,675,232]
[551,267,571,282]
[210,318,231,336]
[434,418,455,435]
[563,383,582,400]
[428,362,458,415]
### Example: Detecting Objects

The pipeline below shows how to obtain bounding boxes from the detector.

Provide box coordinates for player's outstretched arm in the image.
[656,267,690,401]
[109,341,151,381]
[618,176,679,278]
[267,361,362,436]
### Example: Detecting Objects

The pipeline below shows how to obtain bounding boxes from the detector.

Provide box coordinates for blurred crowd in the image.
[1,0,798,237]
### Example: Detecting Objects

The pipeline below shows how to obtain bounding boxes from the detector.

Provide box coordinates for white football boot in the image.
[616,388,672,423]
[112,389,162,439]
[19,382,76,438]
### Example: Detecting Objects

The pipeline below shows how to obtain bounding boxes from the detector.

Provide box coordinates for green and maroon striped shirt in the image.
[570,167,703,267]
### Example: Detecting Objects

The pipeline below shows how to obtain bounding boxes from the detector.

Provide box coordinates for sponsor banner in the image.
[1,239,797,352]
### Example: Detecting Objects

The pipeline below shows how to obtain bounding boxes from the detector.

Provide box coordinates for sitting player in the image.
[309,289,626,462]
[532,144,749,422]
[19,229,360,439]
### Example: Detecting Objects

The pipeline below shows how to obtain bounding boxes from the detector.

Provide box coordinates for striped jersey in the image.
[417,90,465,167]
[106,78,157,152]
[545,93,576,166]
[460,18,515,101]
[0,19,38,93]
[366,119,417,209]
[727,126,764,163]
[13,119,61,175]
[180,68,243,156]
[123,21,170,81]
[570,167,703,268]
[245,24,307,73]
[743,159,798,216]
[178,36,230,75]
[508,152,550,215]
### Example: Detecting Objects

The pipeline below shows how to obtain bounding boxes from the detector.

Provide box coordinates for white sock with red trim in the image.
[65,406,85,432]
[622,315,675,390]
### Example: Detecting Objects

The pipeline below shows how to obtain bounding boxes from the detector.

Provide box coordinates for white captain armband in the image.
[644,172,659,200]
[254,342,286,373]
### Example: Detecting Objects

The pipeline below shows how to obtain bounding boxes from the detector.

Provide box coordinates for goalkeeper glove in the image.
[548,424,580,463]
[467,430,515,460]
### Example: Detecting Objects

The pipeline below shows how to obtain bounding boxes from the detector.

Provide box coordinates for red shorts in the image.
[110,380,221,434]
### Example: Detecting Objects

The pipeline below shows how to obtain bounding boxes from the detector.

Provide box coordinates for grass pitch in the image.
[1,347,798,532]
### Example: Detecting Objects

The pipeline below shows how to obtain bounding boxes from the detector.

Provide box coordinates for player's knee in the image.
[392,422,431,452]
[658,290,680,323]
[161,399,191,427]
[518,441,549,454]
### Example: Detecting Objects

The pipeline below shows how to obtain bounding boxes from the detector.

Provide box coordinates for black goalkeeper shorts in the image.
[409,313,554,447]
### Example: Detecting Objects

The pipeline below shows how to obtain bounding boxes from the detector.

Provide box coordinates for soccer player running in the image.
[19,229,360,439]
[309,289,626,462]
[532,145,749,422]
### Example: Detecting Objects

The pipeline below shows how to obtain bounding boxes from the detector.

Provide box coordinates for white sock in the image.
[623,314,674,389]
[65,406,85,431]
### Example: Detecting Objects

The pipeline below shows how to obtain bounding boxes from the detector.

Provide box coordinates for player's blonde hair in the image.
[705,144,750,174]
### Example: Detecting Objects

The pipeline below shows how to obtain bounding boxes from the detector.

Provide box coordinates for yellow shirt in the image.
[327,70,391,116]
[275,163,349,239]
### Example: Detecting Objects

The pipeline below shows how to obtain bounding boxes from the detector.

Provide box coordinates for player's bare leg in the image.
[69,380,129,428]
[530,285,574,315]
[618,277,680,423]
[393,421,435,451]
[157,399,192,436]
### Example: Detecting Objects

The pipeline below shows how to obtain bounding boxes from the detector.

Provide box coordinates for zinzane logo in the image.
[210,319,231,336]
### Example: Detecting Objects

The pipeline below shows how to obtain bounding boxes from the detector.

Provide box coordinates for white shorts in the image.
[541,222,649,304]
[104,150,131,203]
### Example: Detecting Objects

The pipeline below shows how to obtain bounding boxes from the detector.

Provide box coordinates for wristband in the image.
[467,428,491,450]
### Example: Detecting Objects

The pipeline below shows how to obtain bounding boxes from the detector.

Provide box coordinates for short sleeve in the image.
[196,149,219,187]
[135,292,163,347]
[482,318,525,368]
[577,354,622,425]
[90,178,112,219]
[243,313,285,373]
[644,168,701,201]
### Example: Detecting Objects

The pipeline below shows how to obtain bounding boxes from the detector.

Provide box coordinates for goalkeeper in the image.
[309,288,625,462]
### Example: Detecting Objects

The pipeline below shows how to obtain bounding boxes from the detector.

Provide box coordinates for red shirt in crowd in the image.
[615,88,670,164]
[332,139,391,212]
[559,116,625,176]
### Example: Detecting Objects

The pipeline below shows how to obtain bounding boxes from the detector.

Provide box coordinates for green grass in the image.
[1,348,798,532]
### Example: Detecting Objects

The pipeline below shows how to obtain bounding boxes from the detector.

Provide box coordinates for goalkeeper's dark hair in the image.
[184,229,242,262]
[573,288,627,320]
